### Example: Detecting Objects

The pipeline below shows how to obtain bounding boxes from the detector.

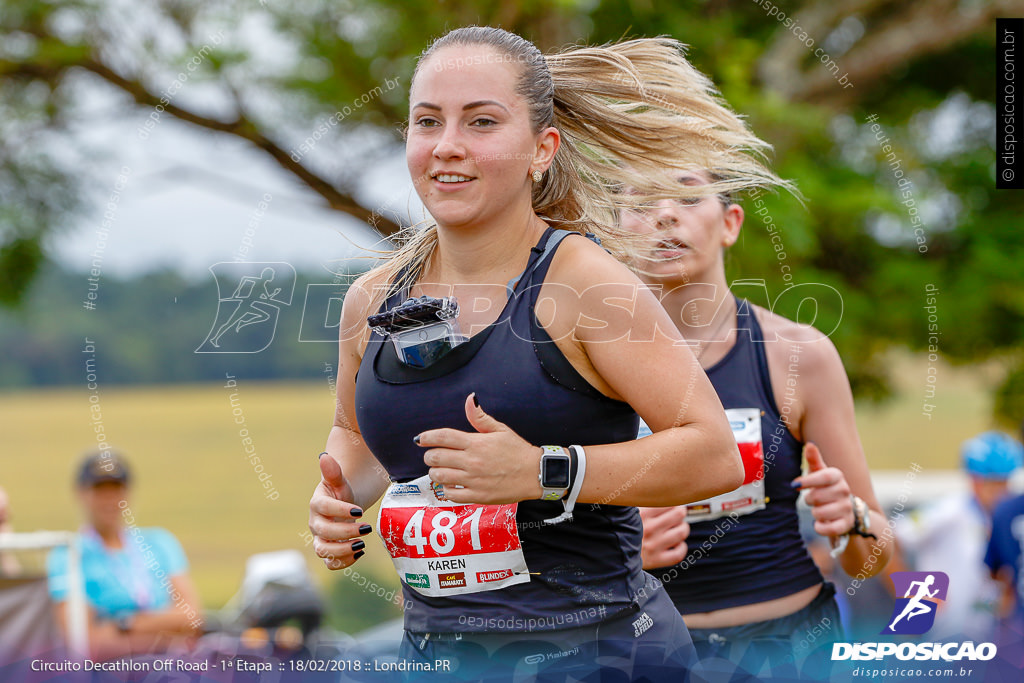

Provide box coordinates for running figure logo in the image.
[882,571,949,635]
[196,262,295,353]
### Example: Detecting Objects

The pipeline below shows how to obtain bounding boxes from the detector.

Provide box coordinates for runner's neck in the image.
[653,275,735,345]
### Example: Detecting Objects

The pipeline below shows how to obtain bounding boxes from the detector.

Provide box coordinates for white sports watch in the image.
[539,445,571,501]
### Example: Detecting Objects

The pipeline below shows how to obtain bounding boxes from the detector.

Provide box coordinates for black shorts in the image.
[686,582,843,683]
[397,584,694,682]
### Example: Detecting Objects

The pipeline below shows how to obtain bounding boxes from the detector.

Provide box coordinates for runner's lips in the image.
[431,172,476,187]
[657,237,690,250]
[654,237,691,259]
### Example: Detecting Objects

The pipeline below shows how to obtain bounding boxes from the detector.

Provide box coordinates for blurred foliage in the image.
[0,264,344,387]
[1,0,1022,423]
[994,360,1024,435]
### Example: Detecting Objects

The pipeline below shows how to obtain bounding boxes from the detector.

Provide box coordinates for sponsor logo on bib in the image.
[477,568,514,583]
[405,573,430,589]
[722,497,755,511]
[438,572,466,589]
[391,484,421,497]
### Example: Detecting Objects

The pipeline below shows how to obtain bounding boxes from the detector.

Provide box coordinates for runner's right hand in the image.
[308,454,372,570]
[638,506,689,570]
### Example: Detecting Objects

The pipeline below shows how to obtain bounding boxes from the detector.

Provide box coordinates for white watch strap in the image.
[563,445,586,514]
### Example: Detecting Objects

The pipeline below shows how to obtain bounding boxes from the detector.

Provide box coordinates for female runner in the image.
[309,27,788,681]
[626,170,893,680]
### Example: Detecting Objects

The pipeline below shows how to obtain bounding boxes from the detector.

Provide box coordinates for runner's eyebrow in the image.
[412,100,510,113]
[462,100,509,112]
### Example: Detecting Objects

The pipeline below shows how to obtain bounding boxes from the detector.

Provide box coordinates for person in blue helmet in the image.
[984,428,1024,632]
[896,430,1023,640]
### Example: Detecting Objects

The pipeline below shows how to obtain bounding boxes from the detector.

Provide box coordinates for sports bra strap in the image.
[505,228,601,297]
[385,227,600,304]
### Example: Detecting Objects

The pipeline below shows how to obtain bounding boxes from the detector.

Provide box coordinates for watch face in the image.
[543,456,570,489]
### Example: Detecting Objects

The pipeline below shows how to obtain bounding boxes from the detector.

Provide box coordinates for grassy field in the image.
[853,351,999,472]
[0,351,1000,615]
[0,376,403,618]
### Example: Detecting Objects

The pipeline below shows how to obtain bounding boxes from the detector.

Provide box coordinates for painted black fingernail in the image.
[359,524,373,535]
[353,550,365,560]
[472,393,480,407]
[790,480,802,489]
[318,451,327,460]
[352,540,365,552]
[350,507,363,518]
[413,434,421,445]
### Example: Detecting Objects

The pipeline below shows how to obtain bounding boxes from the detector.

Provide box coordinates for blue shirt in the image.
[984,493,1024,619]
[47,526,188,620]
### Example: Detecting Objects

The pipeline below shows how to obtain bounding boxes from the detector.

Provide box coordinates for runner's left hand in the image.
[416,393,544,505]
[791,442,855,538]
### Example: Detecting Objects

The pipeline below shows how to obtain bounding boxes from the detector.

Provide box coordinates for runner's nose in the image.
[655,205,679,228]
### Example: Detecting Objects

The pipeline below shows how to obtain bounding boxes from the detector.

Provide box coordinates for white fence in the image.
[0,531,87,659]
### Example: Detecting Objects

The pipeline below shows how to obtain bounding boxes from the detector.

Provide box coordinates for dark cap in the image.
[76,450,131,487]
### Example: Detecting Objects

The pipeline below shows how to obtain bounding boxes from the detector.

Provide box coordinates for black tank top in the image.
[647,297,823,611]
[354,227,651,632]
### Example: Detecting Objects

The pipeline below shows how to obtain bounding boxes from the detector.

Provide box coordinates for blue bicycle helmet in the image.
[961,431,1024,479]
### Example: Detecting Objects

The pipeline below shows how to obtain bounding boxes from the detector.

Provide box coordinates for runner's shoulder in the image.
[547,230,638,290]
[344,268,393,320]
[749,303,842,376]
[340,267,393,354]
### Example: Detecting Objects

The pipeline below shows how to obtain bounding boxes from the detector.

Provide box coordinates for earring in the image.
[532,169,543,183]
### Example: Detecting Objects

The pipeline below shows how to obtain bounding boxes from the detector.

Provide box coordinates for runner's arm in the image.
[323,273,391,509]
[308,274,391,570]
[548,239,743,506]
[792,331,893,578]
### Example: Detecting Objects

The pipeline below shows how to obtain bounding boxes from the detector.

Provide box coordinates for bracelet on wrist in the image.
[830,495,878,558]
[850,495,878,540]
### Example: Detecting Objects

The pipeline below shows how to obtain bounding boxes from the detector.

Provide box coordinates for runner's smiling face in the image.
[407,45,549,230]
[620,171,743,285]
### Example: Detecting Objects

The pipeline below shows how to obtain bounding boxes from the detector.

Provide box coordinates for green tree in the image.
[2,0,1022,419]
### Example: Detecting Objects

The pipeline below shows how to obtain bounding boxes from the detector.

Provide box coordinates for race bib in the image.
[637,408,765,522]
[376,474,531,597]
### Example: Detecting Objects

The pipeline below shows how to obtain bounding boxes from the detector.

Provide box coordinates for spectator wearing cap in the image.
[984,427,1024,628]
[895,431,1023,640]
[46,450,202,661]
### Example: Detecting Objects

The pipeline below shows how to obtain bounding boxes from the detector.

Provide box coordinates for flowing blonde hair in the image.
[371,26,791,299]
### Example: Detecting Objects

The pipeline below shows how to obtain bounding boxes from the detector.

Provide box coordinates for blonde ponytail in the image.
[369,28,791,299]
